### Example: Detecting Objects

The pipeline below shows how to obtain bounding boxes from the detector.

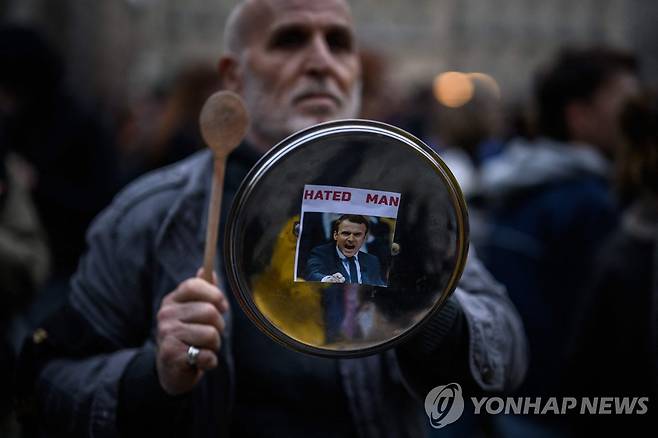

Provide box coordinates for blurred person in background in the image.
[426,73,509,438]
[358,49,400,122]
[432,73,505,247]
[395,83,439,149]
[0,25,120,321]
[478,47,640,436]
[16,1,527,437]
[565,90,658,436]
[0,135,50,438]
[118,63,221,182]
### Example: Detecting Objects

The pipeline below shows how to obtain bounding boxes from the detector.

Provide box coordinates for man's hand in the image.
[321,272,346,283]
[155,269,229,395]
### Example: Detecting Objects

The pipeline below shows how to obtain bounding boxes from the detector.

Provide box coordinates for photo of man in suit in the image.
[305,214,386,287]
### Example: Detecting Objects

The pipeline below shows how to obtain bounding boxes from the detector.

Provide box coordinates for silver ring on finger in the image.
[186,345,200,367]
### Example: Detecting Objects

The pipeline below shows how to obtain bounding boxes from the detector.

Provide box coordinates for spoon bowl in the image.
[200,90,249,158]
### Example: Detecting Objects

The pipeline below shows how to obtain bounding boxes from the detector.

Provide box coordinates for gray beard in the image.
[243,81,362,152]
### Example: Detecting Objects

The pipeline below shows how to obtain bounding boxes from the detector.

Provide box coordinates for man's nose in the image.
[304,33,334,76]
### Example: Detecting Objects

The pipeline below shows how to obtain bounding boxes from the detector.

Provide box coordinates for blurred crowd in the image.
[0,21,656,438]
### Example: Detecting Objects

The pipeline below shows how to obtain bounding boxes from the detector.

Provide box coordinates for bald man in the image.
[17,1,527,437]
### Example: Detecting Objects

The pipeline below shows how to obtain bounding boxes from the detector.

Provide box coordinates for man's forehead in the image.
[258,0,353,28]
[607,72,640,96]
[339,221,366,231]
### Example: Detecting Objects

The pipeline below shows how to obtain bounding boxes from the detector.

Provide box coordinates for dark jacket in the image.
[480,138,618,396]
[566,199,658,435]
[18,147,527,437]
[306,242,385,286]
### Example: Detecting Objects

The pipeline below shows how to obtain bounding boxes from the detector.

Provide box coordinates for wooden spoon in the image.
[199,90,249,283]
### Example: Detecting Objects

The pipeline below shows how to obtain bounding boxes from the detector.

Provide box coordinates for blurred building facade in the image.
[2,0,656,107]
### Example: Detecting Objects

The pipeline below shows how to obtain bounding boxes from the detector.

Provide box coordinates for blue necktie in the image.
[347,256,358,284]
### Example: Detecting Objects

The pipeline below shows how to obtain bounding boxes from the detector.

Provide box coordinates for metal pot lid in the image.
[224,119,469,357]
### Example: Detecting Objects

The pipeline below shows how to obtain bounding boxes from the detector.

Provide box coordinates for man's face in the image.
[579,72,640,155]
[234,0,361,149]
[333,220,367,258]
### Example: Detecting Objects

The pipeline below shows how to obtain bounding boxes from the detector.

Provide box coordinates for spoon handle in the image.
[202,157,227,283]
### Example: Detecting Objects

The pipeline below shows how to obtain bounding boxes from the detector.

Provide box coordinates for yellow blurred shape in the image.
[434,71,474,108]
[252,216,326,346]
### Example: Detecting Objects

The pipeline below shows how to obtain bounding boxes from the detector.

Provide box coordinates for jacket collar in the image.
[481,137,610,198]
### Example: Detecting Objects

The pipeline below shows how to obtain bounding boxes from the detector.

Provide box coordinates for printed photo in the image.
[294,185,401,288]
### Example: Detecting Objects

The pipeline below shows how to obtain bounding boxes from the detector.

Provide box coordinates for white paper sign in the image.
[294,184,401,286]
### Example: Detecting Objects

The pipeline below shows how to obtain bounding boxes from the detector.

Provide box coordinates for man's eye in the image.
[269,28,307,50]
[326,29,353,53]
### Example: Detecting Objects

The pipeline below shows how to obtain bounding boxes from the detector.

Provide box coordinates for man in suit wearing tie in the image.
[305,214,385,287]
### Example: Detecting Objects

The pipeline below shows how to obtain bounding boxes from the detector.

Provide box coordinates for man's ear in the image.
[218,56,243,93]
[333,231,338,241]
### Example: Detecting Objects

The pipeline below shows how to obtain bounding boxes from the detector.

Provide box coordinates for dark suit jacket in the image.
[305,242,385,286]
